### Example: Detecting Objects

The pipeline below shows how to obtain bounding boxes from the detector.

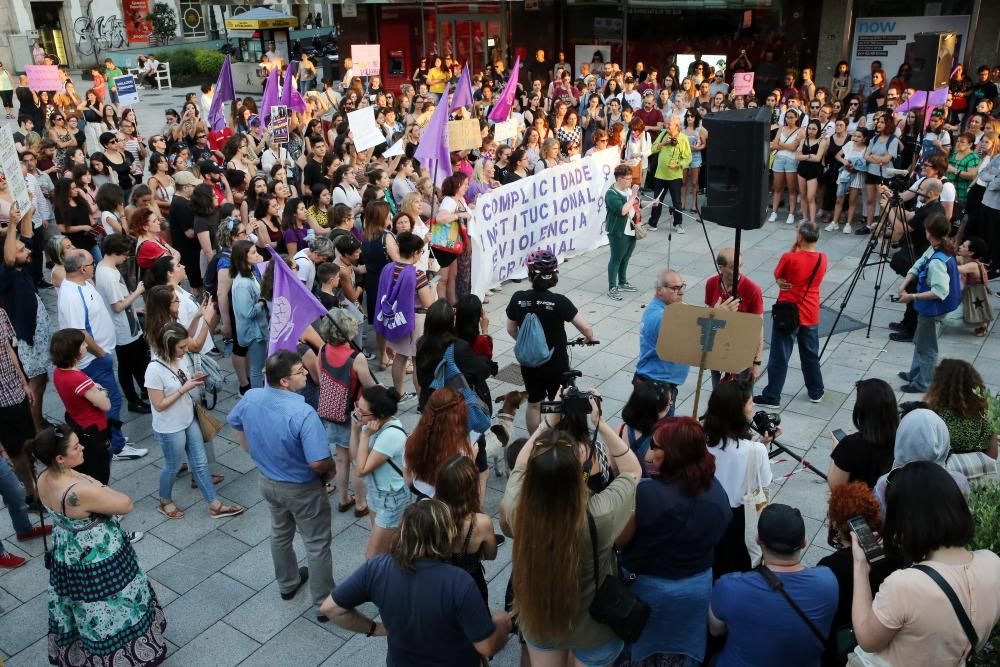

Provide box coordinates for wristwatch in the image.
[366,619,377,637]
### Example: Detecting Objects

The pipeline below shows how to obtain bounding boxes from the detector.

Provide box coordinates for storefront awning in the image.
[224,7,299,30]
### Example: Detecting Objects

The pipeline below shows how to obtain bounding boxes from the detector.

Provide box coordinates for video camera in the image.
[883,167,911,195]
[750,410,781,437]
[540,370,600,416]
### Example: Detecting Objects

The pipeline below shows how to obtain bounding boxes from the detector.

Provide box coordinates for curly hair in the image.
[925,358,986,419]
[404,387,471,487]
[827,482,882,538]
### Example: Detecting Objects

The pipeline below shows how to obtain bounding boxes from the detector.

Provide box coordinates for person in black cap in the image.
[708,503,839,667]
[198,159,233,207]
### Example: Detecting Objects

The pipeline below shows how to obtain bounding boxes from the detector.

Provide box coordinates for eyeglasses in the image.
[286,367,308,378]
[661,283,687,292]
[106,138,118,144]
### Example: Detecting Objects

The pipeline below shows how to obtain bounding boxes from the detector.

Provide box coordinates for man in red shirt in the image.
[755,223,827,408]
[634,92,664,133]
[704,247,764,387]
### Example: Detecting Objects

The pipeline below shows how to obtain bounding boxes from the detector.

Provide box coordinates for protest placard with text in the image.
[25,65,60,92]
[347,106,386,152]
[270,105,289,143]
[732,72,755,96]
[351,44,381,77]
[0,127,31,213]
[447,118,482,152]
[114,75,140,107]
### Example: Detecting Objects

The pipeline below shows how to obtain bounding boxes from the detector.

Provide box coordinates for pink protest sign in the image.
[732,72,755,96]
[351,44,381,77]
[25,65,61,92]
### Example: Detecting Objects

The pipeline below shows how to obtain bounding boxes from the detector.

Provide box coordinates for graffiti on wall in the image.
[74,14,128,57]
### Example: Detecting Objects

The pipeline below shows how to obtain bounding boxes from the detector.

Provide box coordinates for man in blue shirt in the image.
[228,350,335,621]
[709,504,839,667]
[635,268,690,416]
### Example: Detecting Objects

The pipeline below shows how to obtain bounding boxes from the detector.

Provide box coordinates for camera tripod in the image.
[819,187,914,358]
[766,438,828,480]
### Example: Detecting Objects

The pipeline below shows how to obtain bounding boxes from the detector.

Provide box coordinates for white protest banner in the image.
[113,75,140,107]
[384,137,405,157]
[347,106,386,152]
[469,148,618,298]
[0,127,31,214]
[351,44,381,77]
[25,65,61,92]
[849,15,969,85]
[732,72,754,96]
[493,118,518,143]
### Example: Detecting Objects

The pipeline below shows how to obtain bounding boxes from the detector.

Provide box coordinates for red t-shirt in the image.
[704,274,764,316]
[137,238,170,269]
[53,368,108,430]
[634,108,664,129]
[774,250,827,326]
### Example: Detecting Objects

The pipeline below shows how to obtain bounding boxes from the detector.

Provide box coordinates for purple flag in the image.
[266,247,328,355]
[260,67,280,125]
[894,86,949,125]
[415,85,453,187]
[488,56,521,123]
[450,63,474,112]
[281,61,308,115]
[207,55,235,133]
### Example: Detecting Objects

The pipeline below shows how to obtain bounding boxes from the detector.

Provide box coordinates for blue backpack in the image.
[430,344,492,434]
[514,310,553,368]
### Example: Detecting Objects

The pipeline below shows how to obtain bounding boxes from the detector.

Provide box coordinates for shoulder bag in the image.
[586,511,651,642]
[755,565,827,646]
[912,563,981,658]
[962,262,994,325]
[743,440,769,566]
[771,255,823,332]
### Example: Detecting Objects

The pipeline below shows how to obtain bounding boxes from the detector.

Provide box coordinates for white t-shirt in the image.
[145,355,195,434]
[412,217,430,272]
[331,184,362,209]
[57,280,117,369]
[708,437,774,508]
[294,248,316,292]
[175,286,216,353]
[100,210,122,235]
[911,176,956,206]
[94,264,141,345]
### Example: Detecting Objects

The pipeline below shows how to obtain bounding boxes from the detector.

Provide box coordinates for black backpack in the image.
[203,248,229,300]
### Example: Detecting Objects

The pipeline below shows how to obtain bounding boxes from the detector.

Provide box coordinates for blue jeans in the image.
[908,315,942,391]
[526,637,625,667]
[760,324,824,402]
[0,455,32,548]
[83,354,125,453]
[155,419,217,503]
[247,339,267,388]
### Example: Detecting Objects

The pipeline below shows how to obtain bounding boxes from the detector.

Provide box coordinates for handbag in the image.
[743,440,769,567]
[755,565,827,645]
[586,512,651,642]
[771,255,823,332]
[912,564,981,657]
[962,263,994,325]
[194,402,224,442]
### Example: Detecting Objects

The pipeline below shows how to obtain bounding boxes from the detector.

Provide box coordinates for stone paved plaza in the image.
[1,84,998,666]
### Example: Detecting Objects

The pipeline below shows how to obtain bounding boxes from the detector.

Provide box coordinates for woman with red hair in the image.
[616,417,732,666]
[404,387,474,499]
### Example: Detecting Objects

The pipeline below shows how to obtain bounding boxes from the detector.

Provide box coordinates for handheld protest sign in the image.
[270,105,289,143]
[114,75,140,107]
[447,118,482,152]
[0,127,31,212]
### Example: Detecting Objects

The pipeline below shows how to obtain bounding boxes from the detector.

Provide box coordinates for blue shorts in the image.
[365,484,411,529]
[323,419,352,448]
[688,151,703,169]
[772,154,798,173]
[526,637,625,667]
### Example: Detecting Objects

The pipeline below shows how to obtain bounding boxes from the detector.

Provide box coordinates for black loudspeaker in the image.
[910,32,958,91]
[701,108,770,230]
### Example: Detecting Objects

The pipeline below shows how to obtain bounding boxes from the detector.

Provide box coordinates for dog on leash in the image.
[484,390,529,477]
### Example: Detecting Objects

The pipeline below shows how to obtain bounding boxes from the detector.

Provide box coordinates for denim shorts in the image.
[365,484,411,528]
[689,151,703,169]
[526,637,625,667]
[772,154,798,173]
[323,419,352,448]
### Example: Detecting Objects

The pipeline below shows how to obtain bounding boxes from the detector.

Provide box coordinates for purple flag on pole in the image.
[266,247,328,355]
[207,55,235,133]
[415,85,453,187]
[261,67,280,125]
[894,86,949,126]
[281,62,308,115]
[450,63,474,112]
[488,56,521,123]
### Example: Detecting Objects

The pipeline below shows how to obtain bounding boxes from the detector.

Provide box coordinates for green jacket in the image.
[604,187,630,237]
[651,130,692,181]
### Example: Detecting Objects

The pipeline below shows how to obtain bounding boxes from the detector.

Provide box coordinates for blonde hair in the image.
[472,158,493,184]
[400,192,423,221]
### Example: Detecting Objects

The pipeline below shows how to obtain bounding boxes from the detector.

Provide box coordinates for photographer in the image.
[506,249,597,433]
[501,405,641,666]
[647,116,691,232]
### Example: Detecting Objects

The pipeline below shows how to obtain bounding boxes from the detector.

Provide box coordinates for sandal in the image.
[354,505,370,518]
[974,325,988,337]
[158,500,184,520]
[191,474,225,489]
[337,495,356,513]
[209,503,246,519]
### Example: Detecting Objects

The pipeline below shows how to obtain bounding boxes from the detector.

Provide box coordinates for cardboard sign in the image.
[25,65,60,92]
[447,118,482,152]
[493,118,519,143]
[347,106,386,152]
[114,75,140,107]
[655,303,761,374]
[732,72,755,96]
[0,127,31,215]
[270,105,289,143]
[351,44,381,77]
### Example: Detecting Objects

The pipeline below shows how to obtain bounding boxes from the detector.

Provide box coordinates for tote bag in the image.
[742,440,769,567]
[962,263,994,325]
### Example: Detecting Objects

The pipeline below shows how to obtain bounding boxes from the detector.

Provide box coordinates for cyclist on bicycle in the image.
[505,249,598,432]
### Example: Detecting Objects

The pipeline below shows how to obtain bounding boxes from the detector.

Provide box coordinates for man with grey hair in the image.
[755,222,828,408]
[57,250,147,459]
[293,235,337,293]
[635,267,690,416]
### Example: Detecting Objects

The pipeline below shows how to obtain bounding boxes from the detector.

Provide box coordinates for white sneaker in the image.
[673,225,685,234]
[767,211,778,223]
[824,221,840,232]
[113,444,148,461]
[127,531,144,544]
[784,214,796,225]
[843,223,854,234]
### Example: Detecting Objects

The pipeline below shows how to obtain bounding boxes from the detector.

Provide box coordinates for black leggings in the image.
[116,336,151,403]
[0,91,12,108]
[648,177,683,228]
